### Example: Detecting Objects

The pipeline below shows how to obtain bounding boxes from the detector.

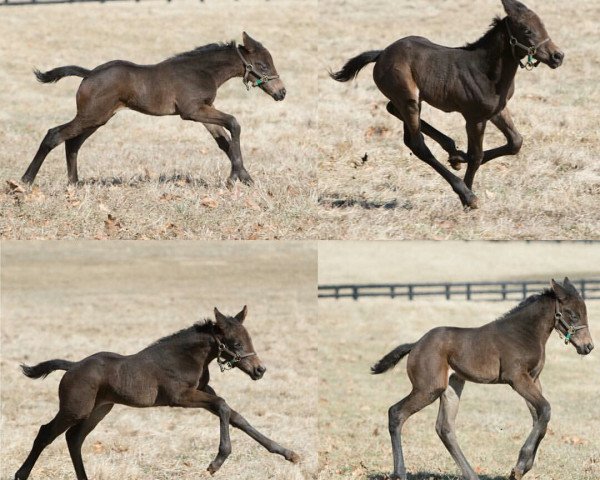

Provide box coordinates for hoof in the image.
[460,191,479,210]
[226,172,254,189]
[207,463,219,475]
[20,175,34,185]
[286,451,301,463]
[448,151,468,171]
[509,467,523,480]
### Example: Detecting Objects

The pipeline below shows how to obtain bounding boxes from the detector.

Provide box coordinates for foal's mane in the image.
[461,16,506,51]
[168,41,236,61]
[496,288,557,322]
[150,319,215,346]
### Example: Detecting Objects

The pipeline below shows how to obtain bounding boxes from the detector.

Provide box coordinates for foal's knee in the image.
[538,403,551,425]
[227,118,241,138]
[509,133,523,154]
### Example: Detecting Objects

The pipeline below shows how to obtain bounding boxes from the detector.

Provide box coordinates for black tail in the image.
[21,359,75,379]
[371,343,415,374]
[329,50,382,82]
[33,65,91,84]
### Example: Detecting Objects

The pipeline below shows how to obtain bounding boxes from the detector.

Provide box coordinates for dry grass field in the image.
[318,0,600,239]
[0,241,317,479]
[0,0,317,239]
[318,242,600,479]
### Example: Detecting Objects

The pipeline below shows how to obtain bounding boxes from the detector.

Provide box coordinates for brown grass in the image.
[0,0,318,239]
[318,0,600,239]
[0,241,317,479]
[318,299,600,480]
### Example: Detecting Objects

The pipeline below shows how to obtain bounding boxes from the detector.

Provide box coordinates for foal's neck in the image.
[204,47,246,88]
[512,295,556,345]
[477,17,520,91]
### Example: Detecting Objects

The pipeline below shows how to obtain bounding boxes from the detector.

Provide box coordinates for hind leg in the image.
[387,97,477,208]
[388,387,445,479]
[463,120,486,191]
[435,375,479,480]
[65,404,114,480]
[65,127,99,184]
[14,411,79,480]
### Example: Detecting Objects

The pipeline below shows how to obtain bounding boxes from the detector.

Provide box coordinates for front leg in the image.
[481,108,523,165]
[509,375,551,479]
[176,389,232,474]
[202,123,253,186]
[463,120,486,191]
[179,104,252,188]
[202,384,300,464]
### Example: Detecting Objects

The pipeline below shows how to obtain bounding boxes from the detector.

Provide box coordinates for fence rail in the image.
[1,0,176,5]
[318,279,600,301]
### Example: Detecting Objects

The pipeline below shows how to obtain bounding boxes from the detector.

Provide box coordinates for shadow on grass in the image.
[368,473,506,480]
[318,195,411,210]
[80,172,208,187]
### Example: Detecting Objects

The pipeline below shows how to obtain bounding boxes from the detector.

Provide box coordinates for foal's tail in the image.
[33,65,91,84]
[371,343,415,374]
[329,50,382,82]
[21,359,76,379]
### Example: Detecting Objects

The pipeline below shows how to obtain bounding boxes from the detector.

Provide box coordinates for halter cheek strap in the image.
[236,47,280,91]
[554,300,588,345]
[506,22,550,70]
[214,336,256,372]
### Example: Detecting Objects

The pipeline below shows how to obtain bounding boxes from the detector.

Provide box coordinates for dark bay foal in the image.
[331,0,563,208]
[15,306,299,480]
[22,32,286,187]
[372,278,593,480]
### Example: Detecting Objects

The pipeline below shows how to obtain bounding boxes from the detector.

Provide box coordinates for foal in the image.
[15,306,299,480]
[331,0,563,208]
[22,33,286,187]
[372,278,594,480]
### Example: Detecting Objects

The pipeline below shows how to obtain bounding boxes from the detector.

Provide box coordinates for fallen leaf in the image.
[104,214,122,235]
[92,441,105,453]
[200,197,218,208]
[244,197,261,211]
[6,180,24,194]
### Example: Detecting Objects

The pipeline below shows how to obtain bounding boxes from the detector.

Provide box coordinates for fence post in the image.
[501,283,507,300]
[390,286,395,299]
[466,283,471,300]
[522,283,527,299]
[408,285,414,301]
[445,284,450,300]
[581,279,586,299]
[352,287,358,301]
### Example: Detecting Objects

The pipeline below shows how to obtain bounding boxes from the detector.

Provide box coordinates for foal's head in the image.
[214,306,267,380]
[552,278,594,355]
[501,0,564,69]
[239,32,286,101]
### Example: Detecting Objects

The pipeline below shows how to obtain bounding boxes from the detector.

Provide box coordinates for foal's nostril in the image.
[256,365,266,376]
[552,51,564,63]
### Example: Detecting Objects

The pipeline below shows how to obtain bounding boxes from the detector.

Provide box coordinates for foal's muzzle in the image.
[273,88,286,101]
[577,342,594,355]
[251,365,266,380]
[549,50,564,69]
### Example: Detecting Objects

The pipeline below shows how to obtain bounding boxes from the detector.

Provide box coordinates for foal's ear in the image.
[551,278,569,301]
[214,307,228,327]
[501,0,529,17]
[242,32,260,52]
[234,305,248,323]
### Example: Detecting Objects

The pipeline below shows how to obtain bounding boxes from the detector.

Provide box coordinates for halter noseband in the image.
[505,21,550,70]
[214,335,256,372]
[236,46,280,91]
[554,300,587,345]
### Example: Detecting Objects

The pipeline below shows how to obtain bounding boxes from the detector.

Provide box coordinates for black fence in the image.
[318,279,600,302]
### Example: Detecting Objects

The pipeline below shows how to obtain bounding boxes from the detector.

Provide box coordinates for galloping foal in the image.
[22,33,286,187]
[15,306,299,480]
[372,278,594,480]
[331,0,563,208]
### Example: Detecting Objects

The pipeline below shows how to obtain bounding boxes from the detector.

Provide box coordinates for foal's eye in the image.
[523,28,532,36]
[257,62,267,72]
[234,342,242,349]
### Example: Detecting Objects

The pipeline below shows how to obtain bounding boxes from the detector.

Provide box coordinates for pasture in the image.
[318,241,600,479]
[0,241,318,479]
[318,0,600,239]
[0,0,317,239]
